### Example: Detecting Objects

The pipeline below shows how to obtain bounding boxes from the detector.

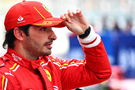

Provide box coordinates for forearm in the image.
[78,25,112,80]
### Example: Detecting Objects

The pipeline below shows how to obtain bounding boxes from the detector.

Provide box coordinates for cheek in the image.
[22,38,42,54]
[28,31,49,46]
[31,32,48,42]
[29,38,43,47]
[33,36,47,46]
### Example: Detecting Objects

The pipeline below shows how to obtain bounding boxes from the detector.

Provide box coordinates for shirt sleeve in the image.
[58,25,112,89]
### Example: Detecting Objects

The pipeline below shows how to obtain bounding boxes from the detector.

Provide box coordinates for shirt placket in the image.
[37,66,53,90]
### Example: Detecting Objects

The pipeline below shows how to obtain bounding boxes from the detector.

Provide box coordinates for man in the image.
[0,1,111,90]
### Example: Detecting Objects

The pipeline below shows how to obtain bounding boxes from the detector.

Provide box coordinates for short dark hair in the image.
[3,24,31,49]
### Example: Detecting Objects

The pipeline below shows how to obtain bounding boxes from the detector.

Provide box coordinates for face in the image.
[22,25,57,58]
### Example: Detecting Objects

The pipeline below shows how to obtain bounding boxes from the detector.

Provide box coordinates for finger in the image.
[76,9,81,13]
[64,13,72,23]
[71,9,82,18]
[60,15,66,20]
[68,10,74,17]
[76,9,82,17]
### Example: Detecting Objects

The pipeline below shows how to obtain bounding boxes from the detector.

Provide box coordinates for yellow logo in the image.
[44,69,52,81]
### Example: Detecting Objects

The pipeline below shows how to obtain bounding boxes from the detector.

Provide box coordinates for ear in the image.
[13,27,26,40]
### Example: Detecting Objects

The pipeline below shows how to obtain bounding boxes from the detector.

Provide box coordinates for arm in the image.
[59,10,112,89]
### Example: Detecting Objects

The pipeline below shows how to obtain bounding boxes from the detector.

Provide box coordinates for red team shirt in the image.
[0,26,111,90]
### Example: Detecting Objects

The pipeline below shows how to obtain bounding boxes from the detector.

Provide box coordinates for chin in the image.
[42,51,51,56]
[44,53,51,56]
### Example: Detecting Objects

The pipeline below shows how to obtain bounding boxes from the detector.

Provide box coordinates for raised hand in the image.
[61,10,90,35]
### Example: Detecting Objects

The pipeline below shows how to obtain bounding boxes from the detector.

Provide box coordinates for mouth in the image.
[44,41,53,49]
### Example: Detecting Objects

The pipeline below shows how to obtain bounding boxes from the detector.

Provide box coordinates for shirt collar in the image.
[5,48,48,70]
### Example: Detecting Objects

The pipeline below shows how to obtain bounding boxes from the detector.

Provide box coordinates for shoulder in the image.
[46,56,67,64]
[0,58,7,79]
[0,56,6,67]
[0,56,11,73]
[45,56,67,68]
[46,56,85,68]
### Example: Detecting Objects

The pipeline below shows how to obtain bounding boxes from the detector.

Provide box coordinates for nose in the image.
[48,29,57,40]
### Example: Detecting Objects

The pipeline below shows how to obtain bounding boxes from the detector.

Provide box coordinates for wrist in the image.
[78,25,101,48]
[79,27,91,39]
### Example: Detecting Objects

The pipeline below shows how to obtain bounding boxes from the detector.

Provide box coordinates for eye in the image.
[39,27,47,31]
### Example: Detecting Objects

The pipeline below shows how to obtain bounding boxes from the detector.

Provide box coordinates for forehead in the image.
[28,25,52,32]
[30,25,47,29]
[29,25,52,31]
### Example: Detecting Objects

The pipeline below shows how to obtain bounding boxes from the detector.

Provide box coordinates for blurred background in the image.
[1,0,135,90]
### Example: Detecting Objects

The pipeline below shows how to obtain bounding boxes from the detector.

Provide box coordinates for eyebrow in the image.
[40,27,47,29]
